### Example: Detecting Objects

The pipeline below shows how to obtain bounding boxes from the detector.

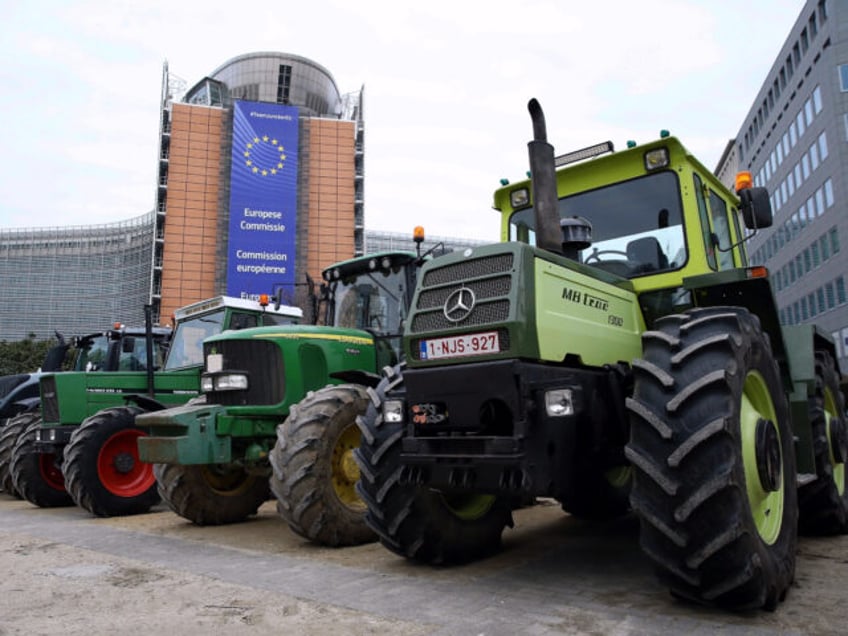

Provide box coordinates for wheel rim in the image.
[331,423,365,510]
[441,493,496,521]
[200,465,253,497]
[740,370,784,544]
[96,429,155,497]
[604,465,632,489]
[39,454,66,491]
[823,386,845,496]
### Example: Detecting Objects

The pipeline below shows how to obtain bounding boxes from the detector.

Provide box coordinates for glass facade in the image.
[0,213,155,340]
[721,0,848,369]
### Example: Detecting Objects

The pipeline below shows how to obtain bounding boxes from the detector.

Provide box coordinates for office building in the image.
[718,0,848,369]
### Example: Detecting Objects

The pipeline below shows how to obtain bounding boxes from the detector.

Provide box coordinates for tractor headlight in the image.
[201,372,249,392]
[644,147,669,171]
[510,187,530,209]
[383,399,406,423]
[544,389,574,417]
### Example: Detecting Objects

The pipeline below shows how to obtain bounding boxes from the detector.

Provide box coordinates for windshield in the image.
[117,337,168,371]
[330,267,408,336]
[165,309,226,370]
[74,335,111,371]
[509,171,686,278]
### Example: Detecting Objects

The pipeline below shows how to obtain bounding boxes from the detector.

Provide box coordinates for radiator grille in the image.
[417,276,511,310]
[411,300,511,332]
[421,253,514,287]
[204,339,284,406]
[41,375,58,422]
[411,252,515,336]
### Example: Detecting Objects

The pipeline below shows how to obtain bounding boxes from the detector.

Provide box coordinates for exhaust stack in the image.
[527,99,562,255]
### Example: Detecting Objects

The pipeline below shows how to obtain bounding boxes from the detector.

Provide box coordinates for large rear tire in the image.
[626,307,797,610]
[10,418,74,508]
[798,350,848,534]
[154,462,269,525]
[64,406,160,517]
[354,365,513,564]
[270,384,375,546]
[0,411,39,497]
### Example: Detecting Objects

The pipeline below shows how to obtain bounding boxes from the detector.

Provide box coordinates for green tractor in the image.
[354,99,847,610]
[9,296,300,514]
[137,240,434,546]
[0,326,172,496]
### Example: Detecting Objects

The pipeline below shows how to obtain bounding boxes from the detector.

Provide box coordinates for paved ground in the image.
[0,495,846,635]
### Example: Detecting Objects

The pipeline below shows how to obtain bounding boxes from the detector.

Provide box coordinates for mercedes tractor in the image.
[354,99,847,611]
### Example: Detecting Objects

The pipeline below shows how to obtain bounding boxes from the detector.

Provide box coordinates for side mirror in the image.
[739,187,773,230]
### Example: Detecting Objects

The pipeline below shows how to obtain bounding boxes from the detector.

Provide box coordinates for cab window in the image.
[693,174,718,270]
[708,189,735,270]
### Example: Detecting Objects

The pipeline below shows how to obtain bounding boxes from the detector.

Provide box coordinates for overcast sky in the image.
[0,0,805,242]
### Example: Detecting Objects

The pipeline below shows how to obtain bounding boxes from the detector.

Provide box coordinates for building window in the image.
[830,227,840,254]
[837,276,846,305]
[813,85,822,113]
[826,282,835,309]
[818,132,828,160]
[809,292,818,317]
[840,64,848,92]
[824,178,834,207]
[821,235,830,260]
[277,65,292,104]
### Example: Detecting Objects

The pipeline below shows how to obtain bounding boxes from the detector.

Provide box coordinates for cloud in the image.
[0,0,806,238]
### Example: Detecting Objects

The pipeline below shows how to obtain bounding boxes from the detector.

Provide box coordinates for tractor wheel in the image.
[64,406,160,517]
[0,411,39,497]
[798,350,848,534]
[10,418,74,507]
[154,462,269,525]
[270,384,376,546]
[354,365,513,564]
[626,307,797,611]
[561,465,632,520]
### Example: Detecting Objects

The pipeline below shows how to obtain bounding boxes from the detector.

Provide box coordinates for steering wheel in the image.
[584,250,628,263]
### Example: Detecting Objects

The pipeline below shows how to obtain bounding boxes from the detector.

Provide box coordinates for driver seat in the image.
[626,237,668,272]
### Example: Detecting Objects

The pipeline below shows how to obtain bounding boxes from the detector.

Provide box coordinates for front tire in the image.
[154,462,269,525]
[0,411,39,497]
[354,365,513,564]
[64,406,160,517]
[626,308,797,610]
[270,384,375,546]
[798,350,848,534]
[10,418,74,508]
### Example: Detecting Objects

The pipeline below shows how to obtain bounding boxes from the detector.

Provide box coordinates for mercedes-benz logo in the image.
[443,287,476,323]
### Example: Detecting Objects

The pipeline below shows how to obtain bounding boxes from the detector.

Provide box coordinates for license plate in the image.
[419,331,499,360]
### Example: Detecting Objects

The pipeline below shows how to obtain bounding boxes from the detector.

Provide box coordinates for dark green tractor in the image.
[138,242,434,545]
[10,296,300,515]
[355,99,847,610]
[0,327,171,497]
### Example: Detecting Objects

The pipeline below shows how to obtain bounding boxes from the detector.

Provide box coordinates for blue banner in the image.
[226,100,299,301]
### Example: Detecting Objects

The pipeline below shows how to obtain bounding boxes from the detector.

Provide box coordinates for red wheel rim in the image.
[96,429,155,497]
[39,454,66,491]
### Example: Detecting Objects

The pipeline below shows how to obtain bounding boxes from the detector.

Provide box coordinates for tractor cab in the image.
[495,134,774,327]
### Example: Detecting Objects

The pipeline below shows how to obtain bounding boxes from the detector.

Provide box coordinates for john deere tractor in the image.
[354,99,847,610]
[137,240,435,546]
[9,296,300,515]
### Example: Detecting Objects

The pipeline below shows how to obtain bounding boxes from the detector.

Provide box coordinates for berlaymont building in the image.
[0,52,482,341]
